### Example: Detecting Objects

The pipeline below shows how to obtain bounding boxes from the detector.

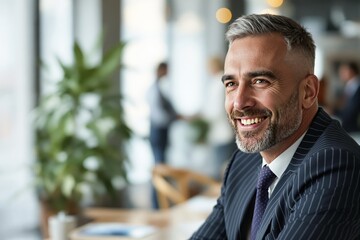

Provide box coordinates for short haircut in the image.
[226,14,316,72]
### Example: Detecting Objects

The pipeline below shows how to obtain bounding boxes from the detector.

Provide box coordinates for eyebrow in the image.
[221,70,277,83]
[247,70,276,79]
[221,74,234,83]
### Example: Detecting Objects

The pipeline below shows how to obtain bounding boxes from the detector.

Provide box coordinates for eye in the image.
[253,78,270,86]
[224,81,238,91]
[254,79,268,84]
[224,81,235,87]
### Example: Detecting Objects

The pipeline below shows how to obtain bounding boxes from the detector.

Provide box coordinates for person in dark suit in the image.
[190,14,360,240]
[335,61,360,133]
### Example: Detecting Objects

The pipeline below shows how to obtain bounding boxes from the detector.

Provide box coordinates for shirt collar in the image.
[262,132,306,179]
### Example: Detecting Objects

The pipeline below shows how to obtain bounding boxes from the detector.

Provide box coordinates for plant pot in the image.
[39,199,80,238]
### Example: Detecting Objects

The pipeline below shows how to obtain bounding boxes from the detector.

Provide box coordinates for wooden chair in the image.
[152,164,220,209]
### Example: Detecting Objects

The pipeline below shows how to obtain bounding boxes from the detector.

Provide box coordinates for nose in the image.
[232,83,255,111]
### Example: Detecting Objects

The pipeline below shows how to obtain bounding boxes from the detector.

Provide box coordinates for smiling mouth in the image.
[240,117,267,126]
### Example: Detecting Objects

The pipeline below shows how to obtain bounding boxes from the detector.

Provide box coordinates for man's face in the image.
[223,34,304,154]
[339,65,353,83]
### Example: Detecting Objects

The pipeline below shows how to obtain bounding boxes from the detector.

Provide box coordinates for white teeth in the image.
[241,117,263,126]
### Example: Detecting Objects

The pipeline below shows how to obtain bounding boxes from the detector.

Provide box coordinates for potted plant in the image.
[32,40,132,222]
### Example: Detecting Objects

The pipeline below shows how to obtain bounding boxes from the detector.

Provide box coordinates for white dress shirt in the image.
[263,132,306,197]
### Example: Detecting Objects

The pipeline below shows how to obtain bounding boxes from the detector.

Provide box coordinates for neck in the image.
[261,105,318,163]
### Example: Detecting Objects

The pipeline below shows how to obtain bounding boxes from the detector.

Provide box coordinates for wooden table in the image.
[70,195,218,240]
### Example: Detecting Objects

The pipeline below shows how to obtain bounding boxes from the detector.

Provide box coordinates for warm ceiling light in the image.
[267,0,284,8]
[216,8,232,24]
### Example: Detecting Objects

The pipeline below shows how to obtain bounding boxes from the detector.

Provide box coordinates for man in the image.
[148,62,177,164]
[190,14,360,240]
[336,61,360,133]
[148,62,178,209]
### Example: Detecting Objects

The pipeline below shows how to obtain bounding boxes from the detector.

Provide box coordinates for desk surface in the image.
[70,195,218,240]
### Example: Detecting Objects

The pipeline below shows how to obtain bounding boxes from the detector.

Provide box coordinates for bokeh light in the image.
[267,0,284,8]
[261,8,280,15]
[216,8,232,24]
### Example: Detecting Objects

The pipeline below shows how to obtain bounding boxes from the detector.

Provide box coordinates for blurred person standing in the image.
[200,56,236,179]
[148,62,179,209]
[147,62,178,164]
[335,61,360,133]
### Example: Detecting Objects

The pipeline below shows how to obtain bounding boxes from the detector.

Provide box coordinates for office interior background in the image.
[1,0,360,239]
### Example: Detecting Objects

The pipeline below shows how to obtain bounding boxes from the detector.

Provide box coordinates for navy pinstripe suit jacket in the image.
[191,108,360,240]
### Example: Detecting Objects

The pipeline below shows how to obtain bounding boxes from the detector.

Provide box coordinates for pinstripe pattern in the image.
[190,108,360,240]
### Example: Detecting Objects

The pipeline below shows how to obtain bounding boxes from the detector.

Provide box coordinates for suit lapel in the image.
[237,164,259,238]
[256,108,333,239]
[225,152,262,239]
[230,173,258,240]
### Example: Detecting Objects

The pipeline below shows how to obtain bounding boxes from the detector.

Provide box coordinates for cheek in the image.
[255,92,276,111]
[261,88,288,108]
[225,93,234,114]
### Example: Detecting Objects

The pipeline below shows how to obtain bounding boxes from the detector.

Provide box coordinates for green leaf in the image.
[57,57,73,80]
[93,42,125,81]
[73,41,85,70]
[33,37,132,212]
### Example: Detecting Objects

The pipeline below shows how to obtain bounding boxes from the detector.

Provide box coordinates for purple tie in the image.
[250,165,276,240]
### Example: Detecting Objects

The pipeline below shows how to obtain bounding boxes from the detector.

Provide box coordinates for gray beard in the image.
[233,91,302,153]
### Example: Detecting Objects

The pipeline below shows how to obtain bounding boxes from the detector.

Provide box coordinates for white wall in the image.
[0,0,40,239]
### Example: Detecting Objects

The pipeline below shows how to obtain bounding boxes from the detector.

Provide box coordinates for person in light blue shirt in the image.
[147,62,178,164]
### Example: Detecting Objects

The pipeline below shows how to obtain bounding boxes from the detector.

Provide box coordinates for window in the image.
[0,0,39,238]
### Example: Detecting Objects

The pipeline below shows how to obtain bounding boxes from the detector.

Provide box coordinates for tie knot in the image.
[257,165,276,189]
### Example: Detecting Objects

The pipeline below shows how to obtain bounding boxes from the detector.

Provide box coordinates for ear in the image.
[301,74,319,109]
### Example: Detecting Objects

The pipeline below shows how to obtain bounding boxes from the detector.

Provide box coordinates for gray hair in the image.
[226,14,316,70]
